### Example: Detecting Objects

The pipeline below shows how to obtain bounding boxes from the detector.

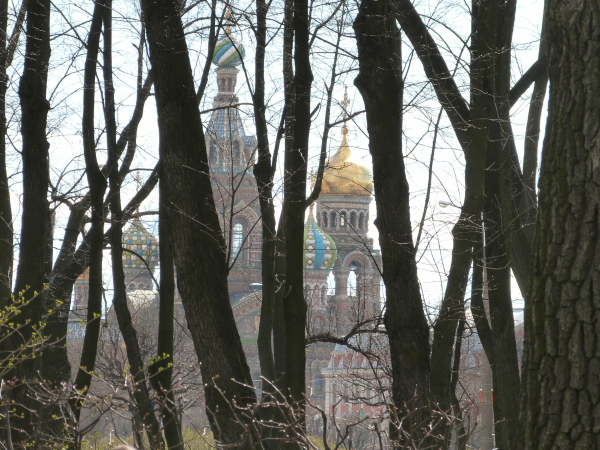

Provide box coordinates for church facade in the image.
[71,21,382,418]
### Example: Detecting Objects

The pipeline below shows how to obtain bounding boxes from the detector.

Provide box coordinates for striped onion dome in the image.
[304,205,337,270]
[122,219,159,272]
[213,35,245,67]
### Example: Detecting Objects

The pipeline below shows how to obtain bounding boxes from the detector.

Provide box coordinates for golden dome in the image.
[320,126,373,196]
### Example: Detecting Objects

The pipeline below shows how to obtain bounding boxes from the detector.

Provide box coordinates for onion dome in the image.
[304,205,337,270]
[122,219,159,272]
[212,24,245,67]
[320,125,374,197]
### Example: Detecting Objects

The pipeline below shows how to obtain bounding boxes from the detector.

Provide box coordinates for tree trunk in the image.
[392,0,536,295]
[5,0,51,442]
[103,3,163,447]
[0,0,18,311]
[41,66,154,389]
[149,173,183,450]
[427,0,495,437]
[354,1,431,446]
[282,0,312,437]
[252,0,278,389]
[251,0,287,446]
[70,1,107,427]
[140,0,257,446]
[524,2,600,449]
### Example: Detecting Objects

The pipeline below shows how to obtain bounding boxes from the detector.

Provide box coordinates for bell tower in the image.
[205,13,262,303]
[316,88,381,331]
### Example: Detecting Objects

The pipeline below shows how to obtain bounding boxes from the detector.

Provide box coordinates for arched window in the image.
[358,212,365,230]
[347,270,357,296]
[210,144,217,163]
[327,270,336,296]
[233,141,241,162]
[331,212,336,228]
[315,375,323,392]
[232,222,244,260]
[350,211,357,228]
[340,211,347,228]
[322,211,328,228]
[227,78,233,91]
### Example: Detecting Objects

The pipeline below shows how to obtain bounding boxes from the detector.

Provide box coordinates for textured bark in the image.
[480,2,523,449]
[281,0,312,438]
[107,152,163,450]
[5,0,51,442]
[0,0,20,311]
[450,317,468,450]
[393,5,525,448]
[272,233,287,386]
[470,232,494,368]
[354,1,431,445]
[520,6,548,245]
[427,0,494,437]
[140,0,256,446]
[70,0,107,425]
[524,2,600,449]
[149,176,182,450]
[104,4,163,447]
[252,0,277,388]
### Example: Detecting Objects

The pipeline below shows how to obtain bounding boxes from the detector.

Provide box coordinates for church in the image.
[71,20,382,416]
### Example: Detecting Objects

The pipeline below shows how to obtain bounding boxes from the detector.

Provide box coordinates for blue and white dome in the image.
[213,35,245,67]
[304,205,337,270]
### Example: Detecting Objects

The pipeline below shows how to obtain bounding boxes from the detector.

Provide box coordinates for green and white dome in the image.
[213,35,245,67]
[304,205,337,270]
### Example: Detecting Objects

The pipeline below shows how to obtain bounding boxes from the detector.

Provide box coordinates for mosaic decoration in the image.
[206,108,247,142]
[122,219,159,271]
[304,210,337,270]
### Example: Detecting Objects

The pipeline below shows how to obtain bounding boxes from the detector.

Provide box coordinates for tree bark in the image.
[427,0,494,437]
[280,0,312,439]
[392,0,535,295]
[148,174,183,450]
[524,2,600,449]
[41,70,154,387]
[480,2,523,449]
[354,1,431,445]
[70,1,107,427]
[0,0,21,311]
[103,3,163,447]
[140,0,257,446]
[252,0,277,388]
[5,0,51,442]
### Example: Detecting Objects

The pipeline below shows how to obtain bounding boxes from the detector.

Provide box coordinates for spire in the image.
[341,86,350,140]
[212,7,245,69]
[225,6,232,34]
[317,87,374,197]
[135,170,142,214]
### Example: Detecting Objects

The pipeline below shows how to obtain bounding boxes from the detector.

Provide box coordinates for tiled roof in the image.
[206,106,250,143]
